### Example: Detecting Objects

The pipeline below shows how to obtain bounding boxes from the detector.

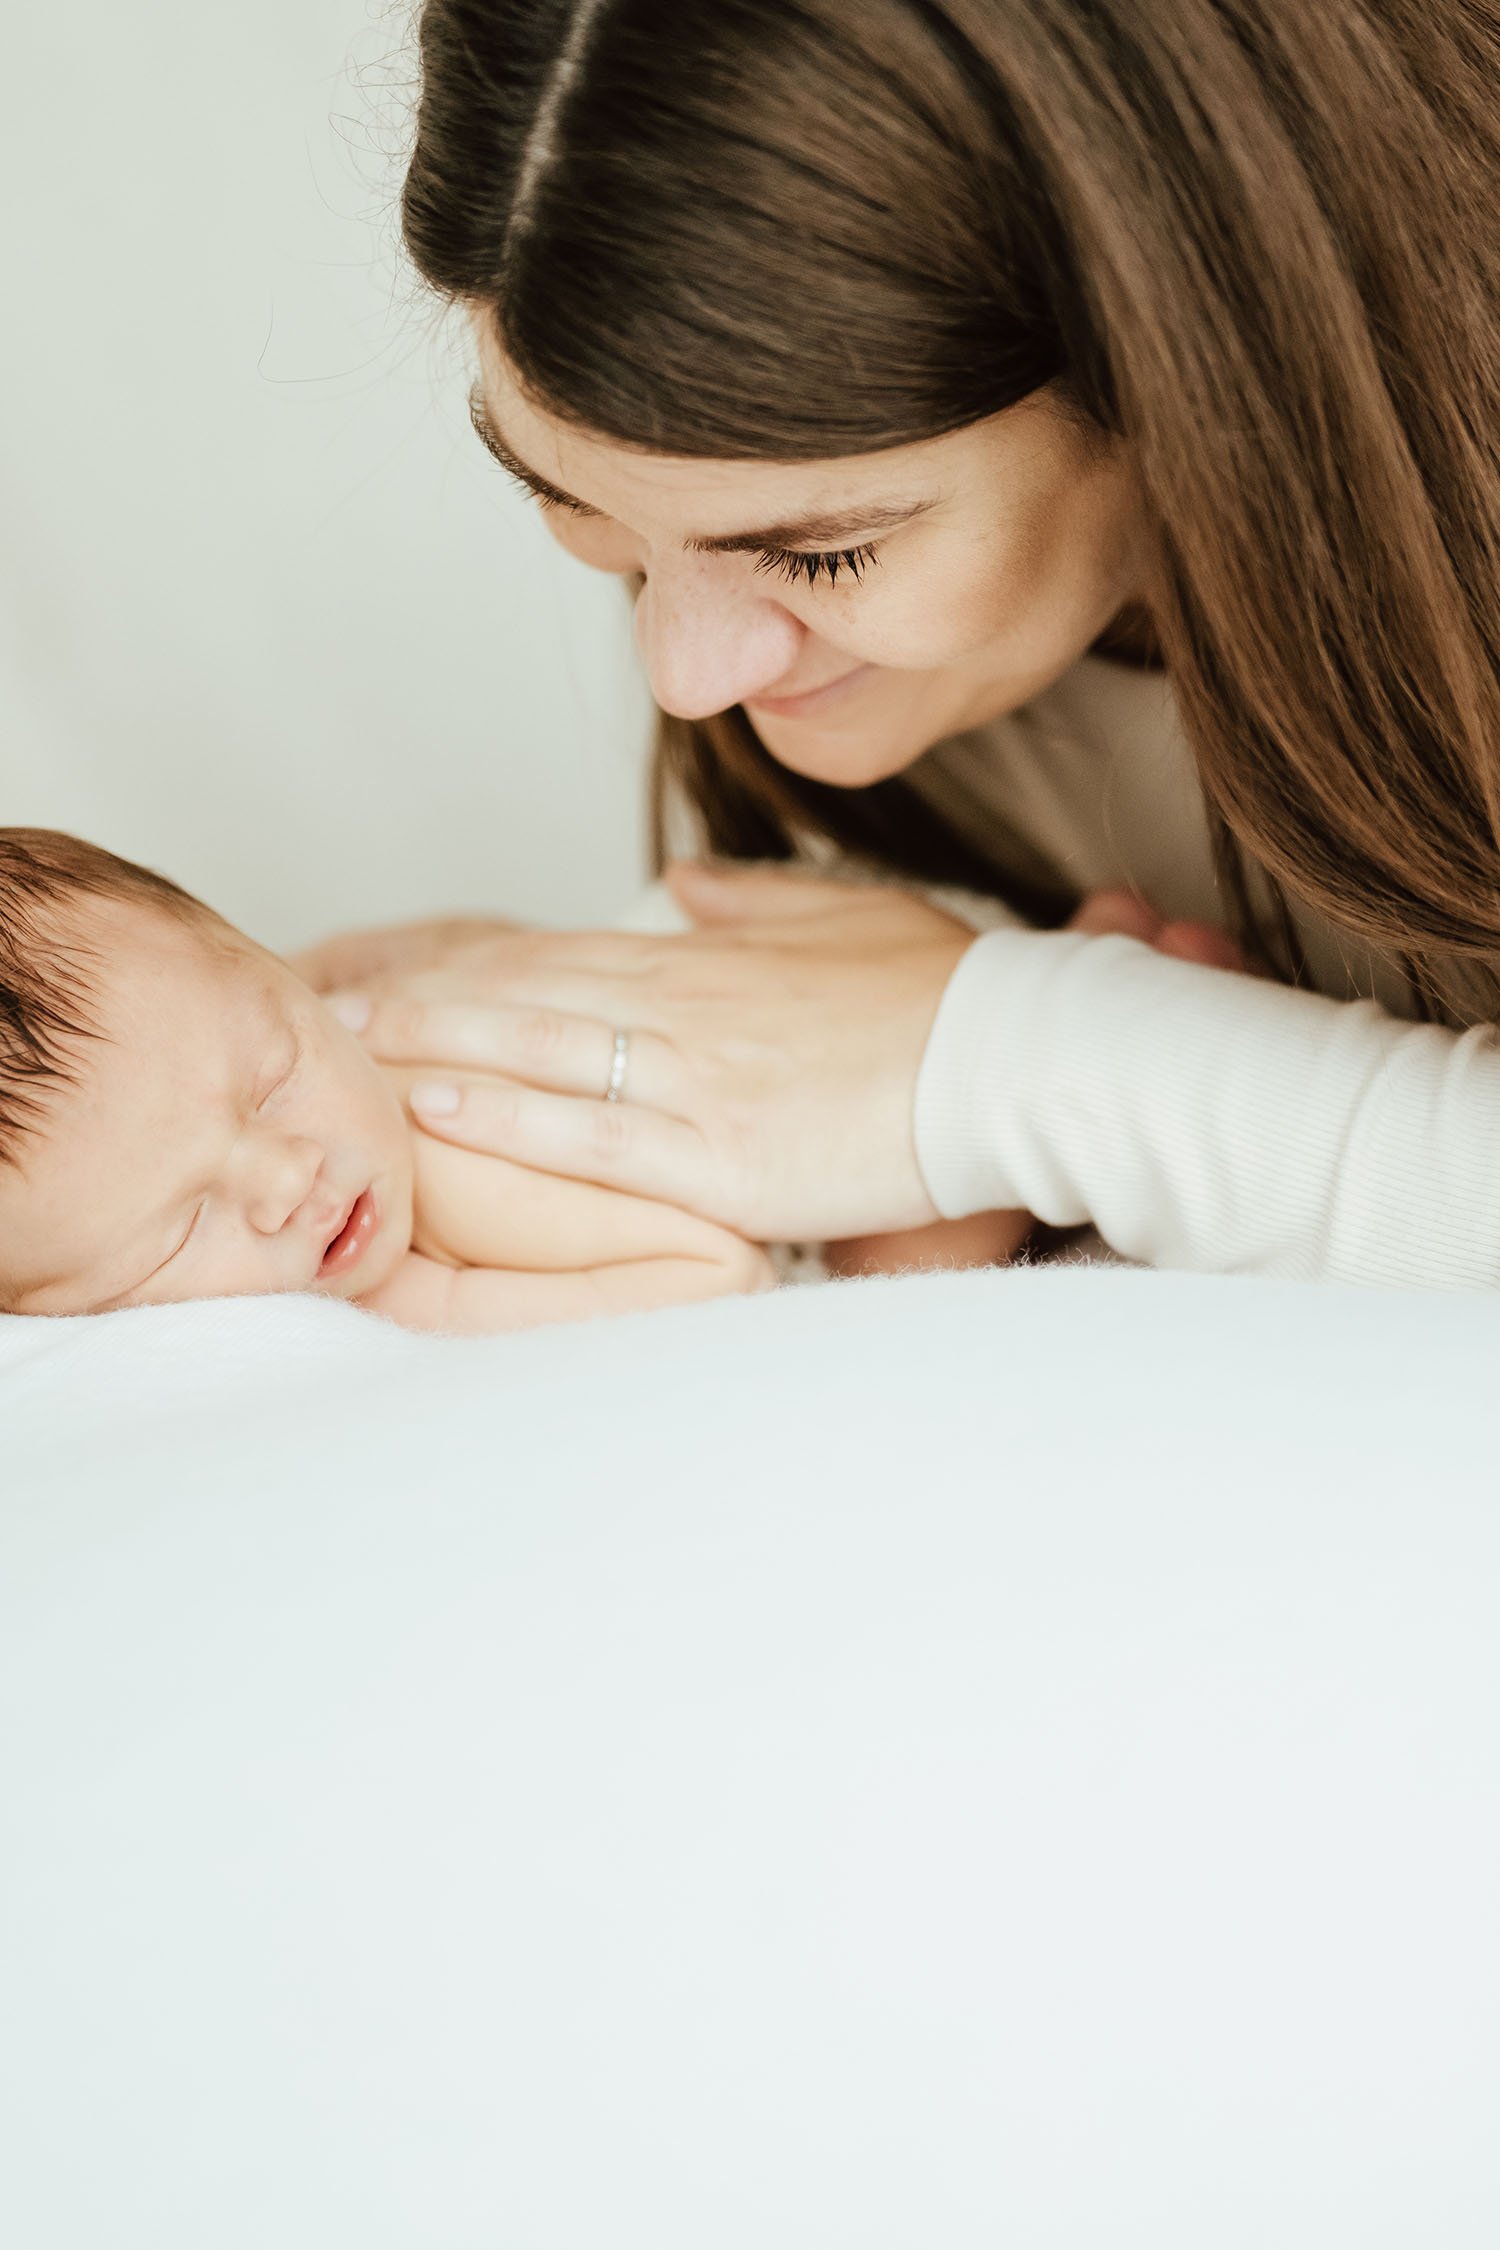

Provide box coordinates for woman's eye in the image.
[755,543,879,590]
[523,484,591,520]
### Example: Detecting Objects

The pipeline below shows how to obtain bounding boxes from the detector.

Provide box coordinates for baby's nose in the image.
[243,1133,325,1236]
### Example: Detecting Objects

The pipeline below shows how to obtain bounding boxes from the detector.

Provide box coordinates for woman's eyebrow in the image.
[468,388,604,515]
[466,386,934,552]
[685,499,932,555]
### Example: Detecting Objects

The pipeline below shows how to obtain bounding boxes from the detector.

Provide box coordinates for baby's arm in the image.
[407,1119,767,1273]
[361,1242,773,1336]
[359,1103,772,1334]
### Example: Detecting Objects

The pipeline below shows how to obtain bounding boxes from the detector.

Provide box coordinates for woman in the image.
[325,0,1500,1286]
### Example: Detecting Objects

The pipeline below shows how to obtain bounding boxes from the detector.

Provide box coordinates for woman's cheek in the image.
[832,571,1021,671]
[839,516,1046,667]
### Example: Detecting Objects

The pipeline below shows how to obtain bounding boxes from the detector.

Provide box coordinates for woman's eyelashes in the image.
[523,484,881,591]
[755,543,880,590]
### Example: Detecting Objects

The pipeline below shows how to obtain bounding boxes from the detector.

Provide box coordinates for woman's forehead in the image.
[472,323,1051,533]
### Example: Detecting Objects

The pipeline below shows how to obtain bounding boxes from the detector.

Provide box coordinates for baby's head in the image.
[0,831,415,1315]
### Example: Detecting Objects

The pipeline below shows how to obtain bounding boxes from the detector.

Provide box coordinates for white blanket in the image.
[3,1268,1499,2245]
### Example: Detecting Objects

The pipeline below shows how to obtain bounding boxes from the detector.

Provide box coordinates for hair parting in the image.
[502,0,614,271]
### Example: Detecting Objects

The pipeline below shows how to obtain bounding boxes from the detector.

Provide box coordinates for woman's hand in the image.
[289,912,519,995]
[335,864,977,1245]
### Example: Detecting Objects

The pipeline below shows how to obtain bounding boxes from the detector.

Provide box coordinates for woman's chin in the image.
[744,712,925,789]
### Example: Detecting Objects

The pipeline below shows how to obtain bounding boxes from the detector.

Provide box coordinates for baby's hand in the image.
[825,1207,1034,1279]
[360,1236,774,1336]
[1066,887,1248,970]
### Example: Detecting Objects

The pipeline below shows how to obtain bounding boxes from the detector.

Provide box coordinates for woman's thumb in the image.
[663,859,845,924]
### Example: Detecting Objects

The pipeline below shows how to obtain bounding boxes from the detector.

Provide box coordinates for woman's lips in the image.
[744,663,873,720]
[318,1186,379,1280]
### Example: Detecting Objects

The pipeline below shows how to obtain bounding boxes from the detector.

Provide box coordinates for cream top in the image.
[910,656,1500,1287]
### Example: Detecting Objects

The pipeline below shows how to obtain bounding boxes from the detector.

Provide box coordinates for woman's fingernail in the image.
[330,991,371,1032]
[411,1080,461,1117]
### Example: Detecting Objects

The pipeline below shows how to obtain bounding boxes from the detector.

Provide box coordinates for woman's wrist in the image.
[916,921,1500,1288]
[915,927,1098,1224]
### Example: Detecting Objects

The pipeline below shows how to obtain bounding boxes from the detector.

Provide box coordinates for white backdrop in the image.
[0,0,652,953]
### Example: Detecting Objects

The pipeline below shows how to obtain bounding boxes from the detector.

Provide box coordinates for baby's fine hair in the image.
[0,829,206,1167]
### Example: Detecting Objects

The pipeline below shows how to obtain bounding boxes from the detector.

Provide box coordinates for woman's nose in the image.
[241,1131,325,1237]
[634,565,803,722]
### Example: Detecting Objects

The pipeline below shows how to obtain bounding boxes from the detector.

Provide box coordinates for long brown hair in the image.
[402,0,1500,1008]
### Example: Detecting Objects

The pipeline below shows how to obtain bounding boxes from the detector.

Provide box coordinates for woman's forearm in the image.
[916,930,1500,1289]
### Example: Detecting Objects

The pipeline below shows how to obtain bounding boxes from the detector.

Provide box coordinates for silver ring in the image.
[603,1028,630,1103]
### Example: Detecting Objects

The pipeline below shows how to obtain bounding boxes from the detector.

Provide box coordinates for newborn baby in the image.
[0,830,1240,1329]
[0,831,771,1330]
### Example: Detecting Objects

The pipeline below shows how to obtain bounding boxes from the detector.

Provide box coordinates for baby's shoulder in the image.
[409,1127,485,1267]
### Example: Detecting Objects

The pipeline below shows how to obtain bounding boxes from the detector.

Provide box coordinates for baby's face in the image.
[0,900,416,1316]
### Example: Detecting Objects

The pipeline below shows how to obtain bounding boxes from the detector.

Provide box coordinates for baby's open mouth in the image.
[319,1186,378,1279]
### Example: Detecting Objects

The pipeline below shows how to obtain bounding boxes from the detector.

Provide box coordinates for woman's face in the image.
[471,328,1151,785]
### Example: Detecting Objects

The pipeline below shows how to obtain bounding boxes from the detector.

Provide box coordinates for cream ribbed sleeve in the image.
[915,930,1500,1289]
